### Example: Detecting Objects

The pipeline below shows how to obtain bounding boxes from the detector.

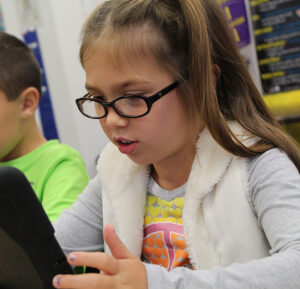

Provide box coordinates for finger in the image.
[67,251,118,275]
[53,273,114,289]
[104,224,134,259]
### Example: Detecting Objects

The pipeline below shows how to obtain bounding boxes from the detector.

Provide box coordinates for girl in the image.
[53,0,300,288]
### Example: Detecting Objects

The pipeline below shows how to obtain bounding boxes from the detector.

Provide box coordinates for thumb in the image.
[104,224,134,259]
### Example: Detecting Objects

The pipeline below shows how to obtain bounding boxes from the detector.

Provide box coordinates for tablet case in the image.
[0,166,73,289]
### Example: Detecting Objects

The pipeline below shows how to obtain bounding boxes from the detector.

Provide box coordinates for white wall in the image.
[2,0,108,177]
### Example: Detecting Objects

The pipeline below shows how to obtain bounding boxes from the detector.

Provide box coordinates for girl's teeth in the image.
[120,140,132,144]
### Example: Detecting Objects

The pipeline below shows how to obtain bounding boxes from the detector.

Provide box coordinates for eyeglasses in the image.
[76,81,179,119]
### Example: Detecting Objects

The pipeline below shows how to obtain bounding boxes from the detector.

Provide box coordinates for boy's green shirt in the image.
[0,140,89,222]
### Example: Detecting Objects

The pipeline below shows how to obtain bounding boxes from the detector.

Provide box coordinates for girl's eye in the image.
[124,94,141,98]
[94,96,105,101]
[89,94,105,102]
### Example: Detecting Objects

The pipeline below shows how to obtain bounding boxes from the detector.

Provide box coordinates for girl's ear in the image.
[213,64,221,85]
[19,87,40,119]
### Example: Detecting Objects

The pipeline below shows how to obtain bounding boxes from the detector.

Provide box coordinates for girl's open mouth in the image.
[117,140,138,154]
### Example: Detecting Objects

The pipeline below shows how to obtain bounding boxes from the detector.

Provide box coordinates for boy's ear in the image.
[19,87,40,118]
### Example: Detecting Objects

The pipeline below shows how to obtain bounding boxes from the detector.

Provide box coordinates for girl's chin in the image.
[126,154,151,166]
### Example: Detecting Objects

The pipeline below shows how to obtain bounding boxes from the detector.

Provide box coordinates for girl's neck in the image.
[151,144,196,191]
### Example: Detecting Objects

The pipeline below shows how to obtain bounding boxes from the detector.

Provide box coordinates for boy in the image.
[0,32,89,222]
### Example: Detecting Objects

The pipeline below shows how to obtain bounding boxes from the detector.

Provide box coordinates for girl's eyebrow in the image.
[85,80,150,92]
[120,80,150,88]
[85,84,99,91]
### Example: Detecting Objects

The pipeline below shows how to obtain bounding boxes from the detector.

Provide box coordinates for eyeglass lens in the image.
[80,96,149,118]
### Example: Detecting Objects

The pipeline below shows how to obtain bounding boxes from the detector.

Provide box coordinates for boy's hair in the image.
[0,32,42,101]
[80,0,300,171]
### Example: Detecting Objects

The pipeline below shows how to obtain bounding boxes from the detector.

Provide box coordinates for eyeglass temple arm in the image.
[149,81,180,103]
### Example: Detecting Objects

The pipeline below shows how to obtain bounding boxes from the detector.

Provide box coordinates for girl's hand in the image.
[52,224,148,289]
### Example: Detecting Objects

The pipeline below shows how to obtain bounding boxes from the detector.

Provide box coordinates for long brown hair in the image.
[80,0,300,171]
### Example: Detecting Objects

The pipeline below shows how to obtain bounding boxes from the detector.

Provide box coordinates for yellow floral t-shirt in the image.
[142,179,192,271]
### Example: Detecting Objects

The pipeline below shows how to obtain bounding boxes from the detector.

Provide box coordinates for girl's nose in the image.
[105,106,128,128]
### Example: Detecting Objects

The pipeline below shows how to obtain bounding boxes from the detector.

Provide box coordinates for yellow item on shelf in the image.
[263,90,300,117]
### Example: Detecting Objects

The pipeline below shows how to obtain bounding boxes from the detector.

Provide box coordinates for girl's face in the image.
[84,46,203,167]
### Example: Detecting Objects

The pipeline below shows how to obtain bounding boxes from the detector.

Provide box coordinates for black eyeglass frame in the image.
[76,81,179,119]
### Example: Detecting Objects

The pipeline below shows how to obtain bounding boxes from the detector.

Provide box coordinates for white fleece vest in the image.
[97,125,270,269]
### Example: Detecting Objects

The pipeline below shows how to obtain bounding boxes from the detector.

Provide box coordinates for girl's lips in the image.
[117,140,138,154]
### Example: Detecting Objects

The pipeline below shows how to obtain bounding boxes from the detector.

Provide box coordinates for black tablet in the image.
[0,166,73,289]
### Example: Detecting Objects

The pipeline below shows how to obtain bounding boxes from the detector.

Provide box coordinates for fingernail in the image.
[54,277,61,286]
[69,254,76,262]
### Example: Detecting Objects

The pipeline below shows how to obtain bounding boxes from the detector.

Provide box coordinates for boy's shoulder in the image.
[15,140,86,167]
[43,140,82,158]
